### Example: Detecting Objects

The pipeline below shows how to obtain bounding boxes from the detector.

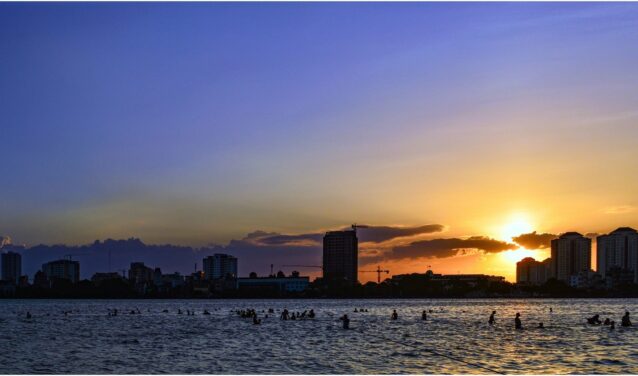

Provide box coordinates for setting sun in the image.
[498,214,534,242]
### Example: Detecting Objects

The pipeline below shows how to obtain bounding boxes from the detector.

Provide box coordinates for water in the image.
[1,299,637,374]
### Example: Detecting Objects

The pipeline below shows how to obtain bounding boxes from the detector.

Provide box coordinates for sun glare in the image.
[499,214,534,242]
[500,248,537,264]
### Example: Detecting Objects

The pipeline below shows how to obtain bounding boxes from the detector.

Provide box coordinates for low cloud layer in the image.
[390,236,517,260]
[512,231,558,249]
[247,224,444,247]
[355,224,444,243]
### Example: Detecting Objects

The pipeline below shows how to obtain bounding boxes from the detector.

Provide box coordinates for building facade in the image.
[42,259,80,283]
[550,232,591,282]
[203,254,238,280]
[516,257,551,285]
[597,227,638,282]
[323,230,358,286]
[238,271,310,293]
[1,251,22,283]
[128,262,154,284]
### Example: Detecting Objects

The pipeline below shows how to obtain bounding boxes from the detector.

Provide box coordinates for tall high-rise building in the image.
[42,259,80,283]
[550,232,591,282]
[516,257,551,285]
[1,251,22,283]
[323,230,358,286]
[597,227,638,282]
[203,254,238,280]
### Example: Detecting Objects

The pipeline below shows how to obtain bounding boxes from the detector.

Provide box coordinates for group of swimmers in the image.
[280,308,315,320]
[19,306,635,333]
[234,308,263,324]
[587,312,632,330]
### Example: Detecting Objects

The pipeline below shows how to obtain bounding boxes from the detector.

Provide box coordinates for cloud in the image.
[355,224,444,243]
[253,233,323,246]
[0,236,11,247]
[604,205,636,215]
[245,224,444,247]
[387,236,517,261]
[512,231,558,249]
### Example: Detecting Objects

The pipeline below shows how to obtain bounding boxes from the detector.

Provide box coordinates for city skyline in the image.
[2,3,638,283]
[2,224,637,283]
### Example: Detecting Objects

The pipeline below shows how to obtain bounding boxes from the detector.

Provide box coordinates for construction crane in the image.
[360,265,390,284]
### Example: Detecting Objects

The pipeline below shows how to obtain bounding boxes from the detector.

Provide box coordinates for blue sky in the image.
[1,2,638,264]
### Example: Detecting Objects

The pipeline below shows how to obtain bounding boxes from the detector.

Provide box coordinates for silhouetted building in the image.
[159,272,185,289]
[91,272,123,285]
[203,254,238,280]
[128,262,153,284]
[569,269,601,289]
[429,273,505,286]
[597,227,638,283]
[33,270,49,288]
[323,230,358,286]
[516,257,551,285]
[1,251,22,284]
[238,271,309,293]
[551,232,591,282]
[42,259,80,283]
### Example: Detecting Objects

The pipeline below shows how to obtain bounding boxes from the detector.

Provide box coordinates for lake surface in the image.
[1,299,637,374]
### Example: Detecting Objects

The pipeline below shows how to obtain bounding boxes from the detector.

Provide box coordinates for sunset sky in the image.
[1,3,638,282]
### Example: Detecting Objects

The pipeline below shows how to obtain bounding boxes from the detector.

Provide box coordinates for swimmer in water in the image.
[340,314,350,329]
[421,310,427,321]
[391,310,398,320]
[26,311,32,319]
[622,312,632,327]
[537,322,544,329]
[515,313,522,329]
[587,314,602,325]
[489,311,496,325]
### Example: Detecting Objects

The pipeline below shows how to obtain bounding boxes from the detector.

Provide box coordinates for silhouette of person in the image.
[621,312,632,327]
[489,311,496,325]
[515,313,522,329]
[537,322,544,329]
[603,318,611,325]
[391,310,398,320]
[253,315,261,325]
[421,310,427,321]
[354,308,358,313]
[587,314,602,325]
[308,309,315,318]
[610,321,615,331]
[281,309,289,320]
[26,311,32,319]
[340,314,350,329]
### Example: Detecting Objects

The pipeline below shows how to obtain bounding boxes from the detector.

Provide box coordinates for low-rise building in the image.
[91,272,124,285]
[42,259,80,283]
[238,271,309,293]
